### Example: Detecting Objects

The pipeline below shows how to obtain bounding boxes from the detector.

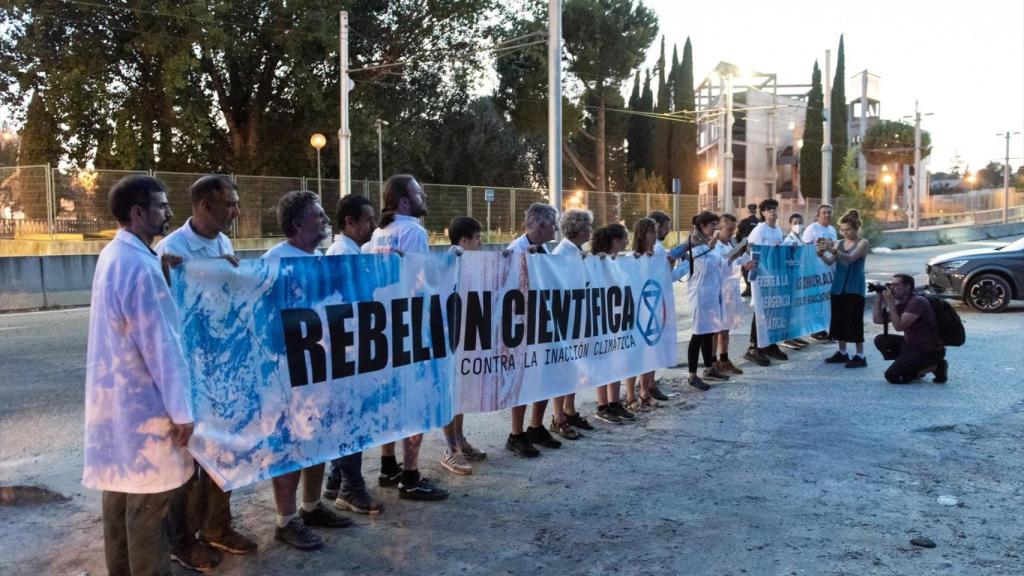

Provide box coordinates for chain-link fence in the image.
[4,164,1017,243]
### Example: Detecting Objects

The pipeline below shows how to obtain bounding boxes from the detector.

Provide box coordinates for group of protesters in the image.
[84,171,944,575]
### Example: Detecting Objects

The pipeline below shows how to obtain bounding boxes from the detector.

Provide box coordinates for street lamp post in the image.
[996,131,1021,224]
[375,119,389,208]
[310,133,327,196]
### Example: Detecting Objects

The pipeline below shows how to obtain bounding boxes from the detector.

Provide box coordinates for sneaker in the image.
[566,412,594,430]
[794,338,811,347]
[702,366,730,381]
[808,331,831,343]
[527,426,562,449]
[378,465,403,488]
[170,544,222,572]
[549,417,581,440]
[688,375,711,391]
[716,360,744,375]
[608,402,636,420]
[844,355,867,368]
[398,475,449,501]
[593,406,622,424]
[440,449,472,475]
[322,487,339,500]
[764,344,788,361]
[198,528,258,555]
[744,348,771,366]
[779,339,801,350]
[505,432,540,457]
[647,385,671,399]
[933,359,948,384]
[459,441,488,462]
[274,517,323,551]
[824,351,850,364]
[335,490,384,514]
[300,502,353,528]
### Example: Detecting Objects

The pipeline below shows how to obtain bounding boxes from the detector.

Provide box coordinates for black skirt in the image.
[829,293,865,343]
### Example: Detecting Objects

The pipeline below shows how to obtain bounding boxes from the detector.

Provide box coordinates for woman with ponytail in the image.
[818,209,870,368]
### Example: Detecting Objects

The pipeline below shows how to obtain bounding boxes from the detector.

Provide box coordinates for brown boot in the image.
[717,360,744,375]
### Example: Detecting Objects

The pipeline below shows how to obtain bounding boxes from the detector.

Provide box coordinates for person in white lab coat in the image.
[712,213,756,376]
[683,211,732,390]
[83,175,193,576]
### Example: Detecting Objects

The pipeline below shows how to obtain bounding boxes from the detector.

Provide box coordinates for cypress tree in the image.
[674,38,698,196]
[626,70,642,182]
[638,69,655,175]
[17,91,62,166]
[800,61,824,199]
[652,36,671,190]
[830,35,848,195]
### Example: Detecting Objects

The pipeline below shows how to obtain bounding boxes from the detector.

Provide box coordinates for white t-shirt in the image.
[326,234,361,256]
[747,222,784,246]
[362,214,428,255]
[263,241,321,259]
[552,237,582,256]
[801,222,837,244]
[155,218,234,261]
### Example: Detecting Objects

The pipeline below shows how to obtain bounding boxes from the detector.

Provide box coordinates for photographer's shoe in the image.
[824,351,850,364]
[844,355,867,368]
[933,359,948,384]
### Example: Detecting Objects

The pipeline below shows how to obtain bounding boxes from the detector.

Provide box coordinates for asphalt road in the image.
[1,237,1022,575]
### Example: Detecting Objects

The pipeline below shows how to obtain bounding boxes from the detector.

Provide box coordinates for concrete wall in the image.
[878,221,1024,249]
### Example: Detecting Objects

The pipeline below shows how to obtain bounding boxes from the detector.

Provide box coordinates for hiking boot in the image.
[300,502,353,528]
[198,527,258,555]
[648,384,670,401]
[378,465,403,488]
[440,449,472,475]
[764,344,788,361]
[744,348,771,366]
[688,375,711,391]
[824,351,850,364]
[170,543,222,572]
[844,355,867,368]
[702,365,730,381]
[459,441,488,461]
[506,432,540,457]
[716,360,744,375]
[527,426,562,449]
[566,412,594,430]
[593,405,622,424]
[398,474,449,501]
[808,331,831,343]
[274,517,323,551]
[608,402,635,420]
[336,489,384,515]
[933,359,948,384]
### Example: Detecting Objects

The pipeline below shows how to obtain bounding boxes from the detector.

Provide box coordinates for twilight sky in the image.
[641,0,1024,173]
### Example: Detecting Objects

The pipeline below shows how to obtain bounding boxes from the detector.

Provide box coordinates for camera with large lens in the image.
[867,282,890,294]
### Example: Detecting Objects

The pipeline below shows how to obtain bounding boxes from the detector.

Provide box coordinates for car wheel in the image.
[966,274,1011,312]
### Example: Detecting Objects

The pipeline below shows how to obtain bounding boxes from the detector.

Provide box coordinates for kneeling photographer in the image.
[871,274,948,384]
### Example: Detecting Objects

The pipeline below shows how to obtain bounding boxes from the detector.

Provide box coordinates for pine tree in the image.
[652,36,671,190]
[17,92,62,166]
[626,71,643,182]
[638,69,655,175]
[673,38,698,196]
[800,61,824,199]
[830,35,849,195]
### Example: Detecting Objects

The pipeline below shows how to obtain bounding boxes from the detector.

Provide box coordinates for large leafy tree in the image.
[563,0,657,222]
[861,120,931,166]
[799,61,823,198]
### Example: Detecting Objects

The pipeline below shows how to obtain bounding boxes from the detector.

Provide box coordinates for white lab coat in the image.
[716,240,747,331]
[685,243,724,335]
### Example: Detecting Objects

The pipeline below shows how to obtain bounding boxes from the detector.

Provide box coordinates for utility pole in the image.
[822,49,833,206]
[338,11,351,198]
[723,73,734,215]
[858,72,868,192]
[548,0,562,234]
[997,131,1021,224]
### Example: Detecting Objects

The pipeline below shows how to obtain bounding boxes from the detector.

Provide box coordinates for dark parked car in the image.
[926,236,1024,312]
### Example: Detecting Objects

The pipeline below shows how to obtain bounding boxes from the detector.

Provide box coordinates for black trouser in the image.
[688,333,715,373]
[166,465,232,552]
[326,451,366,496]
[103,487,177,576]
[875,335,945,384]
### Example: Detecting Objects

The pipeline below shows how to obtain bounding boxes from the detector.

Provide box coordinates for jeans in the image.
[875,335,945,384]
[165,465,232,552]
[102,487,176,576]
[326,451,366,495]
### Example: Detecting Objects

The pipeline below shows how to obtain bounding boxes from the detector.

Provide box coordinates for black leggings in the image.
[688,333,716,373]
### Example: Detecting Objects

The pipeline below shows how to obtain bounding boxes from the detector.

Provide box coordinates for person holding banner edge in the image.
[623,218,668,409]
[817,209,869,368]
[589,224,637,425]
[743,198,790,366]
[505,203,565,457]
[156,175,255,570]
[802,204,838,343]
[262,191,353,551]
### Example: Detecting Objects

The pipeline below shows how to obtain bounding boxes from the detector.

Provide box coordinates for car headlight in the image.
[937,259,968,270]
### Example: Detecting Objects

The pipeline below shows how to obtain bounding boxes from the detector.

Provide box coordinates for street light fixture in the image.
[310,133,327,196]
[706,167,719,180]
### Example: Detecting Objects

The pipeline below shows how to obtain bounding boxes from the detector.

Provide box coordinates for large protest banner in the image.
[171,253,458,490]
[171,251,677,490]
[751,245,833,347]
[455,252,677,413]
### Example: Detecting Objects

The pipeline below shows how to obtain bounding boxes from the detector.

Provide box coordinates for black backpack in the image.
[924,294,966,347]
